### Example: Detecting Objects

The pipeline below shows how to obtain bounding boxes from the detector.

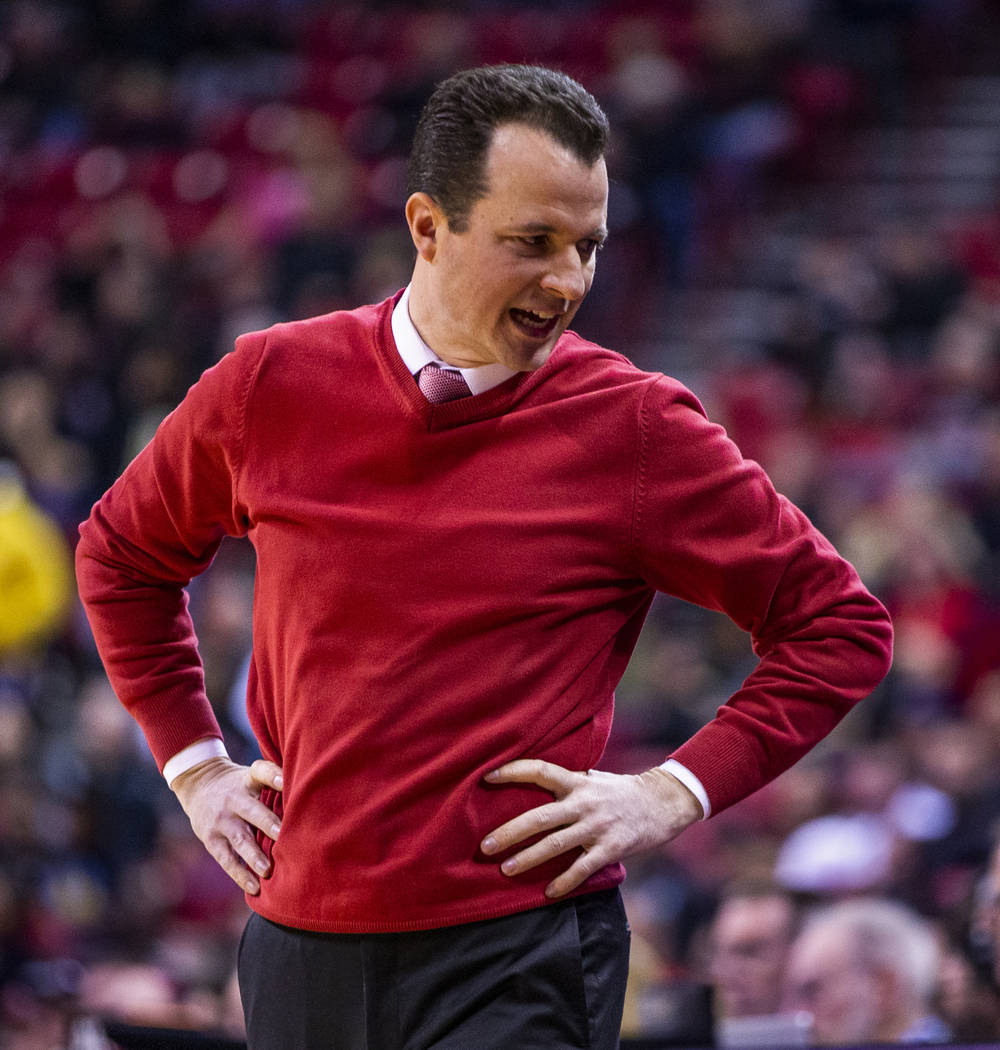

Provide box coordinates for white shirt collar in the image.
[391,285,518,396]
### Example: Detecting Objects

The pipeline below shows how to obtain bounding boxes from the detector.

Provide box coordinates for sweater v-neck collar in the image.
[373,292,557,431]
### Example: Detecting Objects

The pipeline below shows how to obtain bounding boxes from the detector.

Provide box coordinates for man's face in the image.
[710,896,795,1018]
[988,845,1000,987]
[784,926,880,1044]
[409,122,608,372]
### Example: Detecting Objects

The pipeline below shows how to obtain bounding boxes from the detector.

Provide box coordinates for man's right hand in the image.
[170,757,283,895]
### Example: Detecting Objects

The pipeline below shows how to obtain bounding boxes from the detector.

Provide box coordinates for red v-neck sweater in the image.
[76,292,892,933]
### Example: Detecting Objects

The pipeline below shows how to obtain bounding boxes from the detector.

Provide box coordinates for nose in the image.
[540,248,588,303]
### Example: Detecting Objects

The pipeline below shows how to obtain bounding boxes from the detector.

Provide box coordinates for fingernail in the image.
[501,858,517,875]
[274,775,283,790]
[481,836,497,853]
[246,879,259,894]
[254,859,269,875]
[484,769,501,781]
[544,885,559,898]
[271,823,281,838]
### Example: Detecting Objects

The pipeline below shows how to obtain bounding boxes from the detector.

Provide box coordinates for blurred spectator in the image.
[783,897,951,1044]
[935,926,1000,1042]
[985,828,1000,991]
[0,957,114,1050]
[618,862,714,1043]
[0,462,72,653]
[708,881,799,1026]
[79,958,218,1032]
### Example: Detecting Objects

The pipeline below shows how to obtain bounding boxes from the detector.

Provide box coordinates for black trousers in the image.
[238,889,630,1050]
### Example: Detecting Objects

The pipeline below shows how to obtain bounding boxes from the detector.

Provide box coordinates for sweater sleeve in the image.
[75,331,266,772]
[633,377,893,814]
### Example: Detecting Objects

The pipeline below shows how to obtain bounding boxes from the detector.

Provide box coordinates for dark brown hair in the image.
[407,64,609,232]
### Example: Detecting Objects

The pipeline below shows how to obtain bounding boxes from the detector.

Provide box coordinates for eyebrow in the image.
[510,222,609,243]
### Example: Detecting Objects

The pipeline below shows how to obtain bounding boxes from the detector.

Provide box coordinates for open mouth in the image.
[510,307,560,340]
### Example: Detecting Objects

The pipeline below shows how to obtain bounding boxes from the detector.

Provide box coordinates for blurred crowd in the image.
[2,0,1000,1046]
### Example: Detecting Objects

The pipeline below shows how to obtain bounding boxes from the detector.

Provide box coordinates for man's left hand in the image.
[480,761,704,899]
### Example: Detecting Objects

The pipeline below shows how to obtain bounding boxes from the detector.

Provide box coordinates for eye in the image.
[577,238,605,261]
[516,235,549,252]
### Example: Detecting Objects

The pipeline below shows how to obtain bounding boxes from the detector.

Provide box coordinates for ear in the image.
[405,192,445,263]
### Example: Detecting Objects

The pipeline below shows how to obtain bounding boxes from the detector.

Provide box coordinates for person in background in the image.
[935,927,1000,1043]
[990,831,1000,987]
[0,461,72,653]
[973,827,1000,994]
[709,881,799,1025]
[784,897,951,1045]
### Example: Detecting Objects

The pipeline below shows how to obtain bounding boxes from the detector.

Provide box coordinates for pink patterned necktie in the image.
[418,362,472,404]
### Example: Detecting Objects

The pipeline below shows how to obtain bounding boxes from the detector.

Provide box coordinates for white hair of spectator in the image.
[803,898,940,1004]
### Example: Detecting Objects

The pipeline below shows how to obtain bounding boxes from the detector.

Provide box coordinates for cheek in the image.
[459,275,504,320]
[824,984,876,1032]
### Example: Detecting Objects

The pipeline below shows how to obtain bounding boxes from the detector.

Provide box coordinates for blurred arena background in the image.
[1,0,1000,1045]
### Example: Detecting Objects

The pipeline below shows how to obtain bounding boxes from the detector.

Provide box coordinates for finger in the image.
[485,759,581,796]
[233,795,283,842]
[223,817,273,882]
[497,825,590,876]
[481,800,568,855]
[249,759,284,791]
[544,849,605,899]
[206,832,262,896]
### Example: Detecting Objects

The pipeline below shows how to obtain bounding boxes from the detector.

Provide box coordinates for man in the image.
[76,65,893,1048]
[982,828,1000,990]
[709,883,799,1024]
[783,898,951,1045]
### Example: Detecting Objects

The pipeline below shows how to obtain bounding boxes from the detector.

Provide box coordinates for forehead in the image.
[716,896,793,938]
[476,122,608,234]
[790,923,853,976]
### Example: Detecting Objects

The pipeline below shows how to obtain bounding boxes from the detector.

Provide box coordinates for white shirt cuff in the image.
[659,759,711,819]
[163,737,229,787]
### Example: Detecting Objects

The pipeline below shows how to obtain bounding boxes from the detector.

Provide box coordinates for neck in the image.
[407,267,490,370]
[407,268,451,366]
